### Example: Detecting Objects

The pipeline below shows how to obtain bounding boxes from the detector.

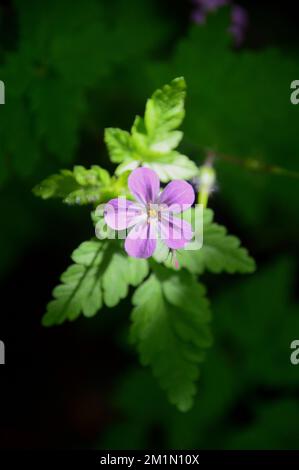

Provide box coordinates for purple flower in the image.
[191,0,248,46]
[104,168,195,259]
[229,5,248,46]
[191,0,228,24]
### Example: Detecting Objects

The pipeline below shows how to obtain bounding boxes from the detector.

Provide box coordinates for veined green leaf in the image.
[32,169,79,200]
[144,76,185,150]
[104,128,134,163]
[161,208,256,274]
[43,240,149,326]
[143,154,198,182]
[33,165,129,205]
[130,266,212,411]
[106,77,197,182]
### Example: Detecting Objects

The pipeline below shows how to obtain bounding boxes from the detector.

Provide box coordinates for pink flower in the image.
[191,0,248,46]
[191,0,228,24]
[229,5,248,46]
[104,168,195,259]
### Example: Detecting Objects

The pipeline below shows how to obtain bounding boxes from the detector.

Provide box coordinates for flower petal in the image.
[128,167,160,205]
[159,180,195,213]
[159,213,193,250]
[104,198,145,230]
[125,221,157,258]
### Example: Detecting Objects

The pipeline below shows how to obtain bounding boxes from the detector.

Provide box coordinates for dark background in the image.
[0,0,299,449]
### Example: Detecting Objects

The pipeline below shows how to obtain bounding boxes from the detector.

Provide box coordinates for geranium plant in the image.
[34,77,255,411]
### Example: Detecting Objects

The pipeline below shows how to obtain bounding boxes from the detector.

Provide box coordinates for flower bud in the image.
[198,165,216,193]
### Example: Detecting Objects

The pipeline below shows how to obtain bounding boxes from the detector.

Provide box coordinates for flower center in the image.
[148,208,157,218]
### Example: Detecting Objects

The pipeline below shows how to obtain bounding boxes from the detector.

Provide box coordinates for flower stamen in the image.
[148,207,158,218]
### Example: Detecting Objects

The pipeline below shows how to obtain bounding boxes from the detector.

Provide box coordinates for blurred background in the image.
[0,0,299,449]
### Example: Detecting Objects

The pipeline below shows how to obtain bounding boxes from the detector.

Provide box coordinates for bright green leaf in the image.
[33,165,122,205]
[130,266,212,411]
[43,240,149,325]
[32,169,79,200]
[172,208,256,274]
[107,77,197,182]
[144,76,185,150]
[104,128,134,163]
[143,153,198,182]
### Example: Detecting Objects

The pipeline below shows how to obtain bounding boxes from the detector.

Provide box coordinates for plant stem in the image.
[217,153,299,180]
[198,188,209,208]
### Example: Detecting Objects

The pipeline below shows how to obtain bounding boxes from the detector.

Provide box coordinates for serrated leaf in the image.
[33,165,120,205]
[171,208,256,274]
[147,9,299,226]
[104,128,134,163]
[115,160,139,176]
[144,76,185,150]
[102,252,131,307]
[73,165,111,186]
[0,0,176,186]
[127,257,151,286]
[71,239,104,265]
[130,267,212,411]
[107,77,197,182]
[43,240,149,326]
[143,154,198,182]
[32,170,79,200]
[45,263,102,325]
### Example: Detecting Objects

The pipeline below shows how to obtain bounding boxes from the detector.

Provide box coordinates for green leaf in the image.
[43,240,149,326]
[0,1,106,182]
[127,257,151,287]
[108,77,198,182]
[0,0,176,186]
[73,165,110,186]
[167,208,256,274]
[130,266,212,411]
[147,9,299,226]
[143,154,198,182]
[104,128,134,163]
[144,77,185,151]
[33,165,127,205]
[32,169,79,200]
[64,166,112,205]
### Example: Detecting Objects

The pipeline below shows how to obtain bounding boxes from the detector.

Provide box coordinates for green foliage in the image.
[155,208,256,275]
[0,0,174,186]
[145,9,299,226]
[43,239,149,326]
[33,75,258,410]
[130,265,212,411]
[134,155,199,182]
[0,0,102,182]
[105,129,133,164]
[226,401,299,450]
[144,77,185,150]
[33,165,129,205]
[32,169,79,201]
[214,258,299,388]
[181,208,255,274]
[1,0,297,436]
[100,259,299,449]
[104,78,198,182]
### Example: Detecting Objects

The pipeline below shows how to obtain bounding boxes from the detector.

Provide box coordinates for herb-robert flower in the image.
[104,167,195,259]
